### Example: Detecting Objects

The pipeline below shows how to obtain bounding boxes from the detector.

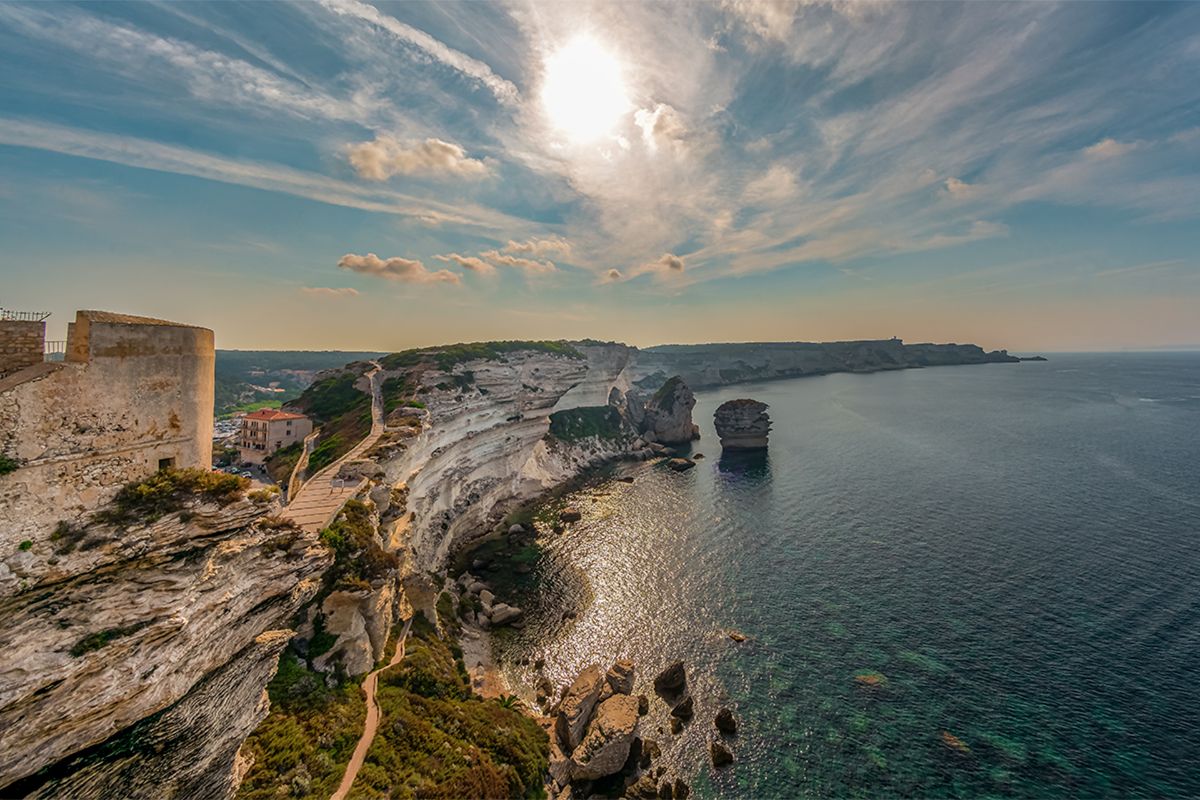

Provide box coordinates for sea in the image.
[480,353,1200,798]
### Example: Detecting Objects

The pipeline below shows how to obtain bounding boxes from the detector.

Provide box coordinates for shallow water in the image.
[481,354,1200,798]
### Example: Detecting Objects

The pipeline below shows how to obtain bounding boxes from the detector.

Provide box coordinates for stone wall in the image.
[0,310,214,553]
[0,319,45,380]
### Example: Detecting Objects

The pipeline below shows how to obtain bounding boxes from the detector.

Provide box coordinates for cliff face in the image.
[364,342,638,574]
[0,498,330,794]
[630,339,1017,388]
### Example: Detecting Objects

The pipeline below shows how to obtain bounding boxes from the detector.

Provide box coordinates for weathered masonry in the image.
[0,310,214,553]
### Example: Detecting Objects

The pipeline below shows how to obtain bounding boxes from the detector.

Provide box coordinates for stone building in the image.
[0,309,214,550]
[237,408,312,464]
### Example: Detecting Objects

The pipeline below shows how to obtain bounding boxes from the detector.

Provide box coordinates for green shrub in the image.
[69,621,150,657]
[296,372,371,423]
[318,500,399,592]
[0,454,18,476]
[95,468,248,525]
[235,652,366,800]
[305,435,343,474]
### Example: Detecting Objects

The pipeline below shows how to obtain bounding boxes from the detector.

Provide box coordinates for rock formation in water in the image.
[714,399,772,450]
[634,375,700,444]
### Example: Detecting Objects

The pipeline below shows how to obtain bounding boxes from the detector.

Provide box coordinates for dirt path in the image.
[330,616,412,800]
[283,361,385,532]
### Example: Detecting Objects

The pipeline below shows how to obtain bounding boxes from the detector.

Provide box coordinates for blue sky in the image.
[1,0,1198,351]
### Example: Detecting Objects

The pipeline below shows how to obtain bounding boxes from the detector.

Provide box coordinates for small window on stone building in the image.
[158,457,176,471]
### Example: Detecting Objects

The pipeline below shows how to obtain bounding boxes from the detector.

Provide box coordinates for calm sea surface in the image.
[483,354,1200,798]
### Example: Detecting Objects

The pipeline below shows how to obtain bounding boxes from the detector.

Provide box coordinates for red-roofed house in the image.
[237,408,312,464]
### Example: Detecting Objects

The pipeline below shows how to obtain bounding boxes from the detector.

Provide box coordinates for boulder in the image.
[467,581,487,595]
[709,739,734,767]
[714,708,738,735]
[670,717,683,735]
[639,738,660,769]
[653,661,687,694]
[637,694,649,715]
[555,664,605,751]
[713,399,771,450]
[667,458,695,472]
[658,781,673,799]
[669,695,694,720]
[571,694,641,781]
[489,603,522,626]
[673,779,690,799]
[606,659,635,695]
[560,508,583,523]
[508,523,525,535]
[479,589,495,608]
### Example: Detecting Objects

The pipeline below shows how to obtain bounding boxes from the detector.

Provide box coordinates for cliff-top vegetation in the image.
[318,499,399,593]
[381,340,583,372]
[287,369,374,473]
[94,468,248,525]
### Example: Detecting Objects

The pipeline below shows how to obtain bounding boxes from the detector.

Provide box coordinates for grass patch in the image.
[264,441,302,485]
[548,405,625,442]
[94,468,248,526]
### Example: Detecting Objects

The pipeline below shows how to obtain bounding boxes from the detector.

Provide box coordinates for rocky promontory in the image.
[714,399,771,450]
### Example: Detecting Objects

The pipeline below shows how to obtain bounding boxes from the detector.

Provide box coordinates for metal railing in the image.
[44,340,66,358]
[0,309,51,322]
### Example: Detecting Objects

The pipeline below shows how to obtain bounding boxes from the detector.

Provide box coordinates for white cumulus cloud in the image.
[337,253,461,284]
[347,136,488,181]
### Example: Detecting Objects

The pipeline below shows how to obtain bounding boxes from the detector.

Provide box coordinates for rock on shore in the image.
[713,399,771,450]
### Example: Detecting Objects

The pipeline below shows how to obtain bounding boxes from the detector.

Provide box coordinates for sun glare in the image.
[541,35,631,144]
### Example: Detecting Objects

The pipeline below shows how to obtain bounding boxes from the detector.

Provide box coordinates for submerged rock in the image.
[941,730,971,755]
[709,739,734,767]
[654,661,687,693]
[667,458,696,472]
[713,399,771,450]
[669,695,694,720]
[560,508,583,523]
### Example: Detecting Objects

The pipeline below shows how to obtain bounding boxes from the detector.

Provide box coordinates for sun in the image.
[541,35,631,144]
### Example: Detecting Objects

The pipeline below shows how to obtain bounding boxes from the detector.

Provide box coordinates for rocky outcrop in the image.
[556,664,605,751]
[549,660,643,791]
[570,694,640,781]
[0,499,330,793]
[311,579,400,676]
[635,376,699,444]
[714,399,771,450]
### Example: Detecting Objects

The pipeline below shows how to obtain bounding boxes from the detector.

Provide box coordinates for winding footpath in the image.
[330,616,413,800]
[283,361,385,532]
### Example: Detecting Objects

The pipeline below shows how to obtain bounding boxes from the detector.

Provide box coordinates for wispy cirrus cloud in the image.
[300,286,360,297]
[316,0,519,105]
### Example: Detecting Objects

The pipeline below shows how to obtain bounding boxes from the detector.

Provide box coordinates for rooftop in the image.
[243,409,308,422]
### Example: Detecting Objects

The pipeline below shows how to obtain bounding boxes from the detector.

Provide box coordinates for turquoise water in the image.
[482,354,1200,798]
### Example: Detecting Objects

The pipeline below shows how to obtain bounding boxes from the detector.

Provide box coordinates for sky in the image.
[1,1,1199,352]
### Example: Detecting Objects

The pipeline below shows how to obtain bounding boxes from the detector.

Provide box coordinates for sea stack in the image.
[713,399,771,450]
